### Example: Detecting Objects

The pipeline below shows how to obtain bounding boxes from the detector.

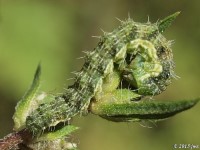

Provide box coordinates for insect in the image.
[26,12,179,135]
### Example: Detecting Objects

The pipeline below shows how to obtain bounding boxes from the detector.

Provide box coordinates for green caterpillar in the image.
[26,12,179,135]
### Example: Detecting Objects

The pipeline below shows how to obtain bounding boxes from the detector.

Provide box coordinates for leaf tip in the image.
[158,11,180,33]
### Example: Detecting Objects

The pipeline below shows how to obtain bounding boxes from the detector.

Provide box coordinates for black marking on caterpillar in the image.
[26,12,179,135]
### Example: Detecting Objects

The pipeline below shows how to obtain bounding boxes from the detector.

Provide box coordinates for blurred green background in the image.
[0,0,199,150]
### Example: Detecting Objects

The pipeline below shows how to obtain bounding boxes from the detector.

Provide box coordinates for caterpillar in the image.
[26,12,179,135]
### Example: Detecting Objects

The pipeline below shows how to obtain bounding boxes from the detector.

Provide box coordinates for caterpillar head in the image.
[123,12,179,96]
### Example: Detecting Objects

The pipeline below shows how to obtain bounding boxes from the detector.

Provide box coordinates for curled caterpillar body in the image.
[26,13,178,134]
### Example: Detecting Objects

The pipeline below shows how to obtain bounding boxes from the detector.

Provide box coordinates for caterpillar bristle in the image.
[91,35,101,39]
[70,71,79,76]
[115,17,124,23]
[76,56,85,60]
[147,15,150,24]
[82,50,90,56]
[100,28,106,34]
[167,40,175,46]
[66,78,75,81]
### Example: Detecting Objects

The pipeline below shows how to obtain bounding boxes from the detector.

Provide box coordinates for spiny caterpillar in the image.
[26,12,179,135]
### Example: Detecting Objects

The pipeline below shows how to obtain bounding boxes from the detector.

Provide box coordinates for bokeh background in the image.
[0,0,199,150]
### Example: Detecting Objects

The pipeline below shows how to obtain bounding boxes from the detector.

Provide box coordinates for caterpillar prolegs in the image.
[26,12,179,134]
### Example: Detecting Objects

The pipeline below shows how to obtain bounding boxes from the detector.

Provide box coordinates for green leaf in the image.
[91,96,199,122]
[35,125,79,142]
[158,11,180,33]
[13,64,41,130]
